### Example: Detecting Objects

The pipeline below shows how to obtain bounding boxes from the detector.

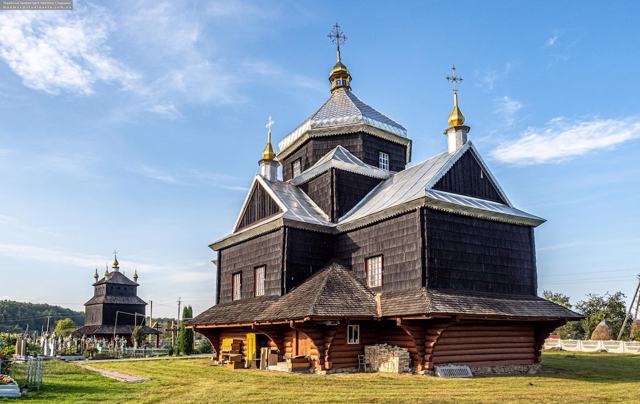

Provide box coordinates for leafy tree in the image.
[54,318,76,337]
[543,291,582,339]
[196,335,212,354]
[576,292,627,340]
[177,306,194,355]
[132,326,145,348]
[0,300,83,333]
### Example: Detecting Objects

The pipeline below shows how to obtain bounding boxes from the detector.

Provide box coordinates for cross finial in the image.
[328,23,347,62]
[266,115,274,138]
[446,64,463,94]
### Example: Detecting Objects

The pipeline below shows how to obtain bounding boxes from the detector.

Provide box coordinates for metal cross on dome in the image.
[328,23,347,60]
[446,65,463,94]
[266,115,274,132]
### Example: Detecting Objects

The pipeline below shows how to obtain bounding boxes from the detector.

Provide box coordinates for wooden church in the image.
[73,254,160,344]
[187,25,580,373]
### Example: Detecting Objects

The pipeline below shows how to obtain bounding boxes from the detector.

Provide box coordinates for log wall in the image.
[431,322,536,368]
[218,229,283,303]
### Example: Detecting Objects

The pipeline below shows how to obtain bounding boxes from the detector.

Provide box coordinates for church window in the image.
[379,152,389,170]
[292,159,302,177]
[366,255,383,288]
[347,324,360,344]
[232,272,242,301]
[254,266,265,297]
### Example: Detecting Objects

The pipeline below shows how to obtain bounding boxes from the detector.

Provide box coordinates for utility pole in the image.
[618,274,640,340]
[177,297,182,327]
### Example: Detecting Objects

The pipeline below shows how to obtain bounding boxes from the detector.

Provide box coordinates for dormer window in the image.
[378,152,389,170]
[292,159,302,177]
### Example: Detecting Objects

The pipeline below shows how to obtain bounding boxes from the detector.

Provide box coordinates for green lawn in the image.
[4,352,640,403]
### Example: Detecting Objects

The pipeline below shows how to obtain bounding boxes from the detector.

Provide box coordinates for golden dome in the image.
[94,268,99,281]
[448,93,465,127]
[112,256,119,270]
[262,142,276,161]
[329,60,351,92]
[133,269,139,282]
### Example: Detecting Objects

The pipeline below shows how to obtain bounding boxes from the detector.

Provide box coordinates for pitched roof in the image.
[228,175,331,235]
[72,324,160,336]
[278,88,407,154]
[338,142,544,226]
[290,146,391,185]
[84,295,147,306]
[94,271,138,286]
[186,296,279,326]
[256,262,377,321]
[380,288,583,319]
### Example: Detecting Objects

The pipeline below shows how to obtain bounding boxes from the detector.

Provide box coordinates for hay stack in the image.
[591,320,613,340]
[630,320,640,341]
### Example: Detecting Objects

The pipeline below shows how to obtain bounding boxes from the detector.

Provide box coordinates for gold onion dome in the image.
[448,93,465,127]
[93,268,99,281]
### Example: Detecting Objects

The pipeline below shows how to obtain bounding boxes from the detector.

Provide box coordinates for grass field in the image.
[4,352,640,403]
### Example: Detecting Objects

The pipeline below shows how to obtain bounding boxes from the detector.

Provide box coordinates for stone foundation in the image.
[470,364,541,376]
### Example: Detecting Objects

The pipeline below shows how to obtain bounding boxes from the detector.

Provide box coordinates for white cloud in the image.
[133,164,246,190]
[494,96,523,125]
[147,103,182,120]
[492,117,640,165]
[0,5,139,95]
[545,35,559,48]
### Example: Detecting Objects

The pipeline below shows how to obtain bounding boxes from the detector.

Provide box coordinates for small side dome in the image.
[448,101,465,127]
[329,61,352,92]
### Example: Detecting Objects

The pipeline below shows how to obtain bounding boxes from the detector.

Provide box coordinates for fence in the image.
[122,348,170,357]
[544,339,640,353]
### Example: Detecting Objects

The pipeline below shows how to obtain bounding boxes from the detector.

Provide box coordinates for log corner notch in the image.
[533,320,566,363]
[423,320,454,370]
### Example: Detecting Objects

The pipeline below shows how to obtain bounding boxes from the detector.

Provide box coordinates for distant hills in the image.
[0,300,84,333]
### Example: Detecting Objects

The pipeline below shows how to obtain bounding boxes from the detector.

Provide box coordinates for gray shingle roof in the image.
[72,324,160,336]
[187,296,279,326]
[380,288,583,319]
[256,262,377,321]
[94,271,138,286]
[278,88,407,152]
[84,295,147,306]
[291,146,391,185]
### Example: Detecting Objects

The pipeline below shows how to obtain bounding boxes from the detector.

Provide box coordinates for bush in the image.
[132,326,145,348]
[196,338,212,354]
[54,318,76,337]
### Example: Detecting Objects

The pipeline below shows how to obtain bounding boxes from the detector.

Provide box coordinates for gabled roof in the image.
[380,288,583,320]
[231,175,331,234]
[256,262,377,321]
[338,142,543,226]
[94,271,138,286]
[291,145,392,185]
[278,89,409,159]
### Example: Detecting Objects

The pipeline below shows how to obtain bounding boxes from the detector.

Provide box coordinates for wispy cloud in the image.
[492,117,640,165]
[133,164,246,191]
[474,62,513,92]
[146,103,182,120]
[0,214,59,237]
[494,96,523,126]
[0,5,139,95]
[545,34,559,48]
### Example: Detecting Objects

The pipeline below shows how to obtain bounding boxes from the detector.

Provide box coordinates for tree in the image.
[543,291,582,339]
[576,292,627,340]
[132,326,145,348]
[54,318,76,337]
[177,306,194,355]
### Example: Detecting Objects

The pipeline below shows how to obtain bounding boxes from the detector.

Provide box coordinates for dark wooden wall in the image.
[101,304,146,325]
[425,209,536,295]
[299,169,382,222]
[282,132,407,181]
[431,322,536,368]
[335,210,422,292]
[285,227,334,292]
[85,305,102,326]
[298,171,333,219]
[433,150,506,204]
[334,170,382,220]
[218,229,284,303]
[237,183,281,230]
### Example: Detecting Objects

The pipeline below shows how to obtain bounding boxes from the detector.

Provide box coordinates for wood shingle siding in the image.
[218,229,283,303]
[433,149,506,203]
[298,171,333,219]
[237,183,281,230]
[335,211,422,293]
[425,209,536,295]
[284,228,334,292]
[334,170,382,220]
[282,132,407,181]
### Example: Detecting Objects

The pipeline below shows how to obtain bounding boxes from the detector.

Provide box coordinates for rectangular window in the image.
[292,159,302,177]
[254,266,265,297]
[347,324,360,344]
[378,152,389,170]
[365,255,383,288]
[232,272,242,301]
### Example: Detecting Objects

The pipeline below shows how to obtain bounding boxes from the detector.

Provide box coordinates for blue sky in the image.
[0,1,639,318]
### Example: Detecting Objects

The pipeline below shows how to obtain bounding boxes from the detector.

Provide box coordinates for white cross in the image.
[266,115,275,132]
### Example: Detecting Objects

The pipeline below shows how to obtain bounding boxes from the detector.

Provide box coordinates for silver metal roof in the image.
[278,88,407,152]
[339,142,540,224]
[291,145,392,185]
